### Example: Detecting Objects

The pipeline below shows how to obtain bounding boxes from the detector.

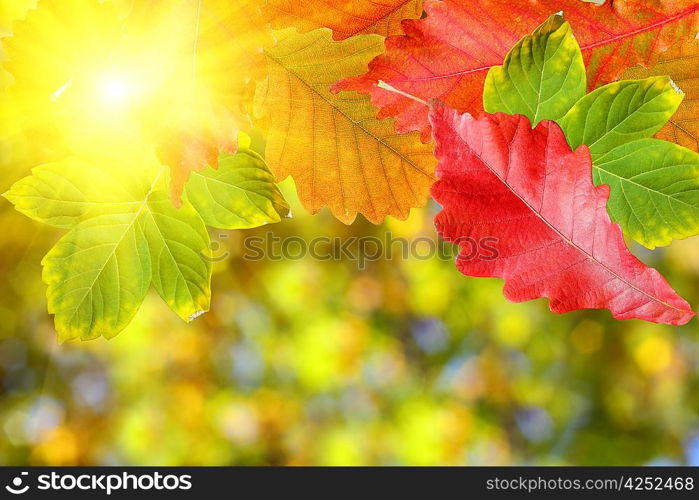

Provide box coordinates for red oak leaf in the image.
[337,0,699,141]
[430,104,695,325]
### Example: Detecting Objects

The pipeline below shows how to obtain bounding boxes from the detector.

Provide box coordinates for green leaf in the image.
[142,188,212,322]
[3,159,152,228]
[42,212,151,341]
[5,130,292,339]
[186,149,290,229]
[483,14,586,126]
[559,76,684,158]
[9,161,216,339]
[594,139,699,249]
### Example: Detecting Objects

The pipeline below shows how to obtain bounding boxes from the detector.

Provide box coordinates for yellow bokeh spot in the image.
[570,320,604,354]
[319,429,364,466]
[32,427,79,465]
[494,311,531,347]
[395,399,446,465]
[634,335,672,375]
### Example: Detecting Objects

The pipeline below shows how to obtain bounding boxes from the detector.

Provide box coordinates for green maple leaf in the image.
[185,136,290,229]
[483,13,699,249]
[4,137,288,341]
[21,167,210,341]
[42,211,154,341]
[3,159,152,228]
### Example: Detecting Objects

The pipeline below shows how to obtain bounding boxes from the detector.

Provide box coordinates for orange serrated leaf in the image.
[621,35,699,152]
[254,28,436,224]
[264,0,424,39]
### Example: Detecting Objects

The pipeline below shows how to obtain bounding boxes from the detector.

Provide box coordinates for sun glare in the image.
[97,75,133,107]
[102,78,129,102]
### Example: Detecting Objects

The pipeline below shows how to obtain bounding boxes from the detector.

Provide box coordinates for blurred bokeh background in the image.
[1,0,699,466]
[1,168,699,466]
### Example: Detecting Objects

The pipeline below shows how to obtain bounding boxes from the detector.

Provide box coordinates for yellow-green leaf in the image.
[3,159,152,228]
[142,188,212,323]
[11,161,216,339]
[559,76,684,157]
[484,14,586,126]
[185,149,289,229]
[594,139,699,249]
[42,212,151,341]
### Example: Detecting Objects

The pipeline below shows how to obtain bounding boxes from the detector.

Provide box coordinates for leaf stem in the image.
[377,80,428,106]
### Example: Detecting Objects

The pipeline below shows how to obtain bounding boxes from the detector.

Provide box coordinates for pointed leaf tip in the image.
[430,106,694,325]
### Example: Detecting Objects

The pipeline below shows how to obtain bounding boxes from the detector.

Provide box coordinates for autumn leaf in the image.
[430,104,694,325]
[483,15,699,250]
[37,174,213,341]
[264,0,424,39]
[185,134,290,229]
[6,153,212,340]
[254,28,436,224]
[4,141,287,341]
[337,0,699,141]
[621,36,699,152]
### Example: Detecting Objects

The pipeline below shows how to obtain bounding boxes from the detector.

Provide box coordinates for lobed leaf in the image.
[264,0,424,40]
[42,212,152,341]
[186,149,290,229]
[430,104,694,325]
[484,15,586,126]
[254,28,436,224]
[7,162,217,339]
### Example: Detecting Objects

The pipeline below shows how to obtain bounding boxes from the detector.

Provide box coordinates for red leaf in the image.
[430,104,695,325]
[337,0,699,141]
